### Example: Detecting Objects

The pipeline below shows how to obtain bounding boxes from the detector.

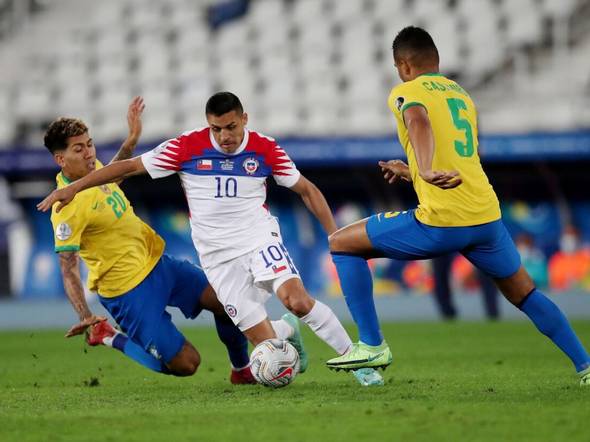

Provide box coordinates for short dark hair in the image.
[44,117,88,154]
[205,91,243,116]
[392,26,439,66]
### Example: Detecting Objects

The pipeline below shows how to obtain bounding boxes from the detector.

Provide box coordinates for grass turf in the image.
[1,321,589,442]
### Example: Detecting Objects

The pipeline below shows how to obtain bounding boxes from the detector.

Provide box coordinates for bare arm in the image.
[289,175,338,235]
[37,157,146,213]
[58,251,106,337]
[109,96,145,165]
[403,105,462,189]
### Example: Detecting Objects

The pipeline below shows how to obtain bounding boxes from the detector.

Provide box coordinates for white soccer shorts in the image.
[204,239,301,331]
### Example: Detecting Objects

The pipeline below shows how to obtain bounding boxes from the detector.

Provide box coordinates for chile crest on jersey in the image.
[243,157,259,175]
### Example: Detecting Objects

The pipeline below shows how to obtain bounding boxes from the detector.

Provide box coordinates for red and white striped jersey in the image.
[141,127,301,268]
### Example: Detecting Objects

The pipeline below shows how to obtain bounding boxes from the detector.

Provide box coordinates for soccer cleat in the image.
[230,366,257,385]
[579,367,590,387]
[326,341,393,371]
[352,368,385,387]
[281,313,308,374]
[86,320,117,346]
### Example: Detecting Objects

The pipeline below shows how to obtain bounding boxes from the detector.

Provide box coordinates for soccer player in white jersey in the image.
[38,92,383,386]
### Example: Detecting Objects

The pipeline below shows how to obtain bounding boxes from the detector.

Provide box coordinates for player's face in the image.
[54,132,96,181]
[207,110,248,154]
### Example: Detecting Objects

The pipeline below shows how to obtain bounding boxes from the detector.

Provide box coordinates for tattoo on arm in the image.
[110,141,136,163]
[59,252,92,320]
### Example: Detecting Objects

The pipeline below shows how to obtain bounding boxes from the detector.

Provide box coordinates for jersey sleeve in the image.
[266,143,301,188]
[51,197,89,253]
[140,136,185,179]
[387,82,427,121]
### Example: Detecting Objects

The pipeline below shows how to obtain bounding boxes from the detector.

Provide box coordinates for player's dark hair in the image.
[206,91,244,116]
[392,26,439,66]
[44,117,88,154]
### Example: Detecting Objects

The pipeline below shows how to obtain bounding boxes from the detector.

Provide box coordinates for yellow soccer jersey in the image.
[387,73,501,227]
[51,161,165,297]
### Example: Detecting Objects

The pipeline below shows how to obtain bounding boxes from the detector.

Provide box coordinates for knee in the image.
[498,268,535,306]
[328,230,344,253]
[282,292,314,317]
[505,290,531,306]
[169,348,201,377]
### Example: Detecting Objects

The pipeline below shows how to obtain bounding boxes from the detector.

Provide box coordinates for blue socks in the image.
[112,334,170,374]
[214,315,250,369]
[331,252,383,346]
[519,289,590,372]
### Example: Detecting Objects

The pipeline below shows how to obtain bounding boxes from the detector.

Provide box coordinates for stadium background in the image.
[1,0,590,328]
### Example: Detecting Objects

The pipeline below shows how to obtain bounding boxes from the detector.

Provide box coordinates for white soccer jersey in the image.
[141,127,301,268]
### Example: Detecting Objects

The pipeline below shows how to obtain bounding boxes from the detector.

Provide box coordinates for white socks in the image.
[271,319,294,340]
[102,333,118,347]
[301,300,353,355]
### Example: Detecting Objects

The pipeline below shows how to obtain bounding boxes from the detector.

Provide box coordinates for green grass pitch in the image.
[1,321,588,442]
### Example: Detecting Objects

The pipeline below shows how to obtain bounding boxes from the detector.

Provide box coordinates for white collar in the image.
[209,128,249,155]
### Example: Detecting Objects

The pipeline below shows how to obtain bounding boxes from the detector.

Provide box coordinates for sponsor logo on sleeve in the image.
[395,96,405,111]
[55,223,72,241]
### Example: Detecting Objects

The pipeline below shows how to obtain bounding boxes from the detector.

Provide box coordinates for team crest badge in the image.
[55,223,72,240]
[243,157,259,175]
[225,304,238,318]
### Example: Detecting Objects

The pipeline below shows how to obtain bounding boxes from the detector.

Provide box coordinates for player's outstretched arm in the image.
[58,251,106,338]
[290,175,338,235]
[403,106,462,189]
[109,96,145,164]
[36,157,147,213]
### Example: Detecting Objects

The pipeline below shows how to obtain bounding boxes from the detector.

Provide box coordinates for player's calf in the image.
[242,319,277,346]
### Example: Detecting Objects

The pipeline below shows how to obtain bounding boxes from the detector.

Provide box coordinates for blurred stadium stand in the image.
[1,0,590,147]
[0,0,589,315]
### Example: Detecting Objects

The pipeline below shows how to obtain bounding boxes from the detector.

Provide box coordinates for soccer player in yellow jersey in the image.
[326,26,590,386]
[44,98,255,383]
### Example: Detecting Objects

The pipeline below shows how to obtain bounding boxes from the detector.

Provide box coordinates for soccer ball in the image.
[249,339,300,388]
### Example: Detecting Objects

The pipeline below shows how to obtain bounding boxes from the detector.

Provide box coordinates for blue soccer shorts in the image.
[366,209,521,279]
[99,254,209,364]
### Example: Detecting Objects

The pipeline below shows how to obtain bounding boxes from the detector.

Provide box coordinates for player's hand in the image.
[378,160,412,184]
[36,185,77,213]
[126,96,145,146]
[65,315,107,338]
[420,170,462,189]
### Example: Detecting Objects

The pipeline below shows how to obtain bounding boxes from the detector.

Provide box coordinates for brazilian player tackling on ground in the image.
[43,97,255,383]
[326,26,590,386]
